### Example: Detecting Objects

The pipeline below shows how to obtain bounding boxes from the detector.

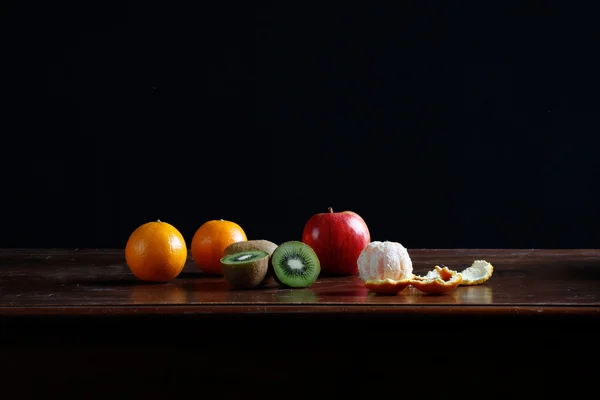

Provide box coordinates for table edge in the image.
[1,304,599,317]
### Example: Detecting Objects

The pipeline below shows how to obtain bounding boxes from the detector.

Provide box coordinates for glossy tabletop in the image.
[1,248,599,317]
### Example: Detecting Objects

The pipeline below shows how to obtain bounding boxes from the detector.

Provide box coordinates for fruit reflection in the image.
[128,282,187,304]
[452,285,493,304]
[274,289,318,303]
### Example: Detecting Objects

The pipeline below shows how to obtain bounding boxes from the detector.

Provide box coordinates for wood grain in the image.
[1,248,599,398]
[1,248,600,316]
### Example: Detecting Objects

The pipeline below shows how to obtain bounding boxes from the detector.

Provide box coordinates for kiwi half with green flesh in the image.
[223,240,278,284]
[271,241,320,288]
[220,250,269,290]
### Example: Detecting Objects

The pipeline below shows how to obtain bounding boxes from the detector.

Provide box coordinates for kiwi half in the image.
[271,241,320,288]
[220,250,269,290]
[223,240,278,284]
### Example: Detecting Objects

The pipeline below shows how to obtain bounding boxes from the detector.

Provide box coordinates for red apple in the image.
[301,207,371,276]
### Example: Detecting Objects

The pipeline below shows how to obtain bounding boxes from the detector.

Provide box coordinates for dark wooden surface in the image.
[2,248,600,315]
[1,248,599,399]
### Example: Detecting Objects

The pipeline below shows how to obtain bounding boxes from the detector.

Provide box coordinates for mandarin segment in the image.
[357,241,413,282]
[357,241,414,294]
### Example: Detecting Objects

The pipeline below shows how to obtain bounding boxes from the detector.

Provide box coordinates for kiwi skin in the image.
[223,240,278,284]
[220,250,269,290]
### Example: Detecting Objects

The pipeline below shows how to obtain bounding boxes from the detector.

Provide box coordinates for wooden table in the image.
[1,248,599,399]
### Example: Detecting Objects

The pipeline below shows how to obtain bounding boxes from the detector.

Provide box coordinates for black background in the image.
[2,1,599,250]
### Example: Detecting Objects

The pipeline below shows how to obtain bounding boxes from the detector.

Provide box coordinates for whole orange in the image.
[191,219,247,275]
[125,220,188,282]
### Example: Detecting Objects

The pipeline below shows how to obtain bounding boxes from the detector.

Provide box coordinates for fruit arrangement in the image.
[356,240,494,295]
[124,208,494,294]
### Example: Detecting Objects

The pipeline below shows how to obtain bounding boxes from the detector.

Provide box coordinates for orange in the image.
[191,219,247,275]
[125,220,188,282]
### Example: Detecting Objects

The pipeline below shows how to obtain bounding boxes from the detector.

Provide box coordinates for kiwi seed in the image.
[271,241,320,288]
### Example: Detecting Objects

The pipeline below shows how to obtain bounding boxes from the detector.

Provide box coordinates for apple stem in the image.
[328,207,333,213]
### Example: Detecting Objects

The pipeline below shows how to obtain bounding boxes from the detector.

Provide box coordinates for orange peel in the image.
[363,277,413,294]
[409,265,463,294]
[459,260,494,286]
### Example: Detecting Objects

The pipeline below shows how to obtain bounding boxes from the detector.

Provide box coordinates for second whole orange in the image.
[191,219,247,275]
